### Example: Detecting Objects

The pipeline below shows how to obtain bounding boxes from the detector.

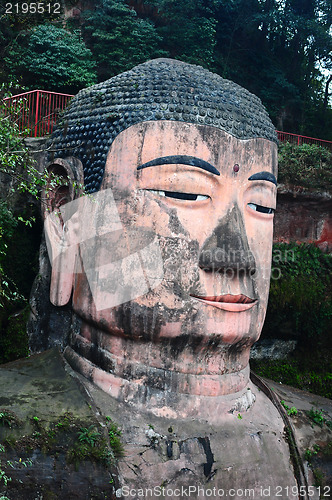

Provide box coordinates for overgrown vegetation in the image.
[266,243,332,345]
[81,0,167,81]
[304,441,332,489]
[0,0,332,138]
[307,408,332,428]
[278,142,332,190]
[5,25,97,94]
[280,400,298,416]
[106,418,124,458]
[0,86,44,364]
[67,425,112,470]
[252,243,332,399]
[0,411,123,466]
[0,410,123,497]
[251,359,332,399]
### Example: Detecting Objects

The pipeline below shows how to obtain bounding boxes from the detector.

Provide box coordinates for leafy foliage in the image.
[0,87,45,362]
[0,202,19,306]
[278,142,332,189]
[0,87,41,313]
[210,0,332,137]
[251,359,332,399]
[82,0,166,81]
[307,408,327,427]
[149,0,217,70]
[77,426,100,447]
[254,243,332,399]
[68,425,113,469]
[107,419,124,457]
[4,24,97,93]
[266,243,332,344]
[280,400,298,416]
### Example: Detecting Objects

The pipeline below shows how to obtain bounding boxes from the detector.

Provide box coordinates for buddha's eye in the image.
[247,202,274,214]
[148,189,209,201]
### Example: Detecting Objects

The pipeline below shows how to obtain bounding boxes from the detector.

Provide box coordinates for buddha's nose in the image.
[198,204,256,274]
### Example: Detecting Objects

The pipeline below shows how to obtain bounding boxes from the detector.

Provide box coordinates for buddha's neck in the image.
[64,322,254,420]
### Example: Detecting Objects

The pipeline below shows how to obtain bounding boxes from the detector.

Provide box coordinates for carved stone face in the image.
[70,120,277,352]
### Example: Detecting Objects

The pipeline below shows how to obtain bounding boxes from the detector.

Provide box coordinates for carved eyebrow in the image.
[248,171,277,186]
[137,155,220,176]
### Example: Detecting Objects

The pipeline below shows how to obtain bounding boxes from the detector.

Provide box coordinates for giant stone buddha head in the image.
[43,59,278,415]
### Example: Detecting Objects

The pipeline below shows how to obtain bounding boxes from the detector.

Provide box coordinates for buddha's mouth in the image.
[190,294,258,312]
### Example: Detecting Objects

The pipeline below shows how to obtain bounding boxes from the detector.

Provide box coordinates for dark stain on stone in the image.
[229,337,253,357]
[169,334,205,357]
[199,204,256,273]
[168,211,186,235]
[72,334,115,373]
[198,436,215,478]
[166,440,173,458]
[0,397,11,406]
[31,380,68,393]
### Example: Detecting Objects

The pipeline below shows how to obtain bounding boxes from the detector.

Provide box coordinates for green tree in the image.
[254,0,332,136]
[4,24,97,93]
[82,0,167,81]
[143,0,217,70]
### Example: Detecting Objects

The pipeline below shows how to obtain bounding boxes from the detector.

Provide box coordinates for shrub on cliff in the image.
[0,86,43,363]
[278,142,332,191]
[265,243,332,346]
[253,243,332,398]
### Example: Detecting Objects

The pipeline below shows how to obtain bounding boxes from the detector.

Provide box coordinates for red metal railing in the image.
[3,90,73,137]
[277,130,332,150]
[3,90,332,150]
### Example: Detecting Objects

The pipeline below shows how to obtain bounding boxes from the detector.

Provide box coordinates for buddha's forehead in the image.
[103,121,278,179]
[50,58,277,192]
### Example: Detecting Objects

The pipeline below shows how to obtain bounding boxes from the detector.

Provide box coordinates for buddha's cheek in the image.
[71,232,200,340]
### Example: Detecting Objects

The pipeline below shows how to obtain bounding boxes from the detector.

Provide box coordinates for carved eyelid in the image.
[244,183,276,210]
[146,189,209,201]
[247,202,274,214]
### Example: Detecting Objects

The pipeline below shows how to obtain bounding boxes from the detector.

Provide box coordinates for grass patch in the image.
[107,419,124,458]
[251,357,332,399]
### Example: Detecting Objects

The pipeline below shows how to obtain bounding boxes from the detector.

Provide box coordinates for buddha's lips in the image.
[192,294,255,304]
[190,294,257,312]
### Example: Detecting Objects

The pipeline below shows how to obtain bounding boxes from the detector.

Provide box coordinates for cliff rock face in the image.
[274,185,332,252]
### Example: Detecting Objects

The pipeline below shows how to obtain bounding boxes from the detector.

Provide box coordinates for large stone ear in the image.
[42,157,84,306]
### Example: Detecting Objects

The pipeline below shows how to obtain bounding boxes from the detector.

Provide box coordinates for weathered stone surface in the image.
[28,235,72,353]
[266,379,332,492]
[18,58,332,499]
[24,137,48,174]
[1,352,331,498]
[250,339,297,360]
[274,186,332,252]
[0,349,119,499]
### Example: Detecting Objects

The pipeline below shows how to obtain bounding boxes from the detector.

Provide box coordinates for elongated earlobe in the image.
[43,157,84,306]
